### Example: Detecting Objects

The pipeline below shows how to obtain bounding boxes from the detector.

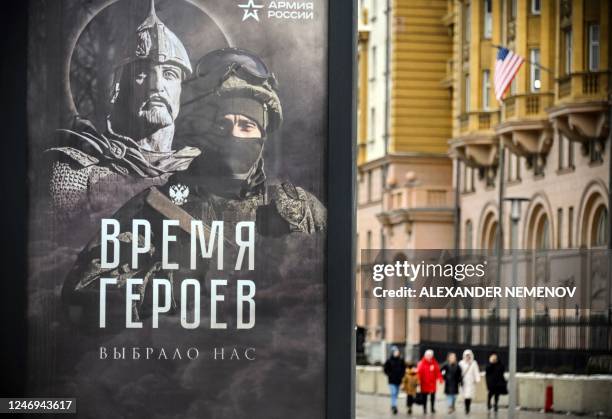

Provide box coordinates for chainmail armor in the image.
[49,160,114,217]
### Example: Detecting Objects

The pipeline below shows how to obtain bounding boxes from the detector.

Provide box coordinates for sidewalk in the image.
[356,393,599,418]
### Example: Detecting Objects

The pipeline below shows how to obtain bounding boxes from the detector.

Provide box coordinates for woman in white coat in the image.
[459,349,480,414]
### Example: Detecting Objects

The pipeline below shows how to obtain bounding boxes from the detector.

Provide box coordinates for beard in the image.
[138,106,174,130]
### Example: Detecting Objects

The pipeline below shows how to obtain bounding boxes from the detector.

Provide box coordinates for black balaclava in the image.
[194,96,267,199]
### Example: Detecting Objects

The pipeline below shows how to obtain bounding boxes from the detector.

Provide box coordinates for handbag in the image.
[415,392,426,405]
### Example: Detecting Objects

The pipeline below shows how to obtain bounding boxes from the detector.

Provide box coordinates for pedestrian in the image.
[440,352,462,414]
[383,346,406,415]
[400,362,419,415]
[417,349,443,414]
[485,352,507,412]
[459,349,480,414]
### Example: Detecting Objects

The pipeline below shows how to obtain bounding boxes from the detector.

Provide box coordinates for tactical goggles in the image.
[185,47,278,89]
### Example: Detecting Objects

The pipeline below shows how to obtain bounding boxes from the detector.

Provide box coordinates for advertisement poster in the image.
[26,0,328,417]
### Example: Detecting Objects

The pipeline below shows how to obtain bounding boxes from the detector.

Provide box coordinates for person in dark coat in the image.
[485,352,507,412]
[440,352,462,414]
[383,346,406,415]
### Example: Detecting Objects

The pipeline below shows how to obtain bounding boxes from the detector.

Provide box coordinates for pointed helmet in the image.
[117,0,192,77]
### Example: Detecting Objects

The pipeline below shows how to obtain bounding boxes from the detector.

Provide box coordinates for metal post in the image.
[508,220,518,419]
[504,197,529,418]
[497,145,506,321]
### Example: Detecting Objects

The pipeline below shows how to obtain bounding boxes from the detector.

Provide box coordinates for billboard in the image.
[22,0,356,416]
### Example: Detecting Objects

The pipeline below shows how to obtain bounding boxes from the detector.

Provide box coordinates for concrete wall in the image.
[356,366,612,416]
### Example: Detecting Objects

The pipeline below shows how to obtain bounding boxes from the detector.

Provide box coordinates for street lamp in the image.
[503,197,529,418]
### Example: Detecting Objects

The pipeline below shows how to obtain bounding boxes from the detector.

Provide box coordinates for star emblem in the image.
[238,0,264,22]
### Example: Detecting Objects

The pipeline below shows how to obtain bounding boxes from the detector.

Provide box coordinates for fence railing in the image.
[419,314,612,373]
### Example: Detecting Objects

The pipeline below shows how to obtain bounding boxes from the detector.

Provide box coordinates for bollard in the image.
[544,385,553,413]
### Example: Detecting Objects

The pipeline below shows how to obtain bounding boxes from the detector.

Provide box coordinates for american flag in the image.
[494,47,524,102]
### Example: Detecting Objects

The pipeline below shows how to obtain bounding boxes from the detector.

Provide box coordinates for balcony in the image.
[549,72,610,144]
[496,119,553,161]
[384,185,453,213]
[549,102,609,144]
[377,185,454,232]
[459,111,500,134]
[555,71,609,102]
[449,133,499,169]
[502,93,554,121]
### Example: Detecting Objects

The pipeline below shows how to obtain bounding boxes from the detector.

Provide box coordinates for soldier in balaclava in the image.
[48,0,200,218]
[173,47,327,235]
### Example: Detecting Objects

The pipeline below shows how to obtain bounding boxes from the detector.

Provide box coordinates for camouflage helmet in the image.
[183,48,283,133]
[116,0,192,77]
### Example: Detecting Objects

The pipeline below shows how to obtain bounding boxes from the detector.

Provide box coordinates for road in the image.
[356,393,600,418]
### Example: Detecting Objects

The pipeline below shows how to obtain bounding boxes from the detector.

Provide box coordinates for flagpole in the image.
[491,44,553,74]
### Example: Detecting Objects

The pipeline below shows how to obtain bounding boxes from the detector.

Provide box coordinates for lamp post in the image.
[503,196,529,418]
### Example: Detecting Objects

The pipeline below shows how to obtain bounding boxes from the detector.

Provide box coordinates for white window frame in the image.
[530,48,541,92]
[588,23,600,72]
[482,70,491,110]
[531,0,541,15]
[369,107,376,143]
[564,29,572,75]
[483,0,493,39]
[465,74,471,112]
[371,45,377,81]
[464,3,471,43]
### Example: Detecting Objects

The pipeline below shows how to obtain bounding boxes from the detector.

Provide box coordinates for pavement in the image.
[356,393,601,419]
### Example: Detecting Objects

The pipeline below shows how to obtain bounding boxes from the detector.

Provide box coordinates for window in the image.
[589,140,604,164]
[465,220,473,249]
[464,74,471,112]
[537,217,550,250]
[462,164,475,193]
[564,29,572,75]
[507,151,521,182]
[366,230,372,250]
[594,208,608,247]
[371,46,377,80]
[483,0,492,39]
[370,107,375,142]
[530,48,541,91]
[557,208,563,248]
[464,3,471,42]
[510,0,517,20]
[558,134,574,170]
[366,171,372,202]
[482,70,491,110]
[568,206,574,247]
[588,23,600,71]
[531,0,541,14]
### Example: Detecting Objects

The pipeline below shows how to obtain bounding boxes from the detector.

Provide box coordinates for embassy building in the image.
[356,0,611,372]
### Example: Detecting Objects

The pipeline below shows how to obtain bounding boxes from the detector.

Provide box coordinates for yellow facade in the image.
[356,0,611,361]
[451,0,610,172]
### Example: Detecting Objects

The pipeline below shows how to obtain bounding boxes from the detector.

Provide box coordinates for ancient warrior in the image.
[48,0,200,218]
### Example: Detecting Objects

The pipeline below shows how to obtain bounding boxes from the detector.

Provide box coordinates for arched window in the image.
[536,217,550,250]
[579,185,608,248]
[525,202,553,250]
[592,207,608,247]
[480,211,498,254]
